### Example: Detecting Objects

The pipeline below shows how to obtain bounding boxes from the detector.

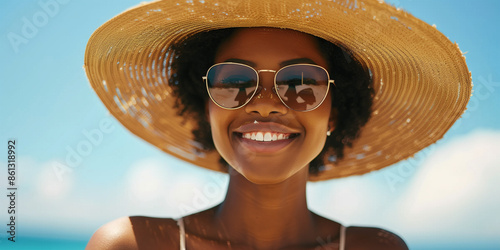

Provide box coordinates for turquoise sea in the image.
[0,237,86,250]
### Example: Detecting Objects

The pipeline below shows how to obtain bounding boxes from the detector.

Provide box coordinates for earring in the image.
[327,122,335,137]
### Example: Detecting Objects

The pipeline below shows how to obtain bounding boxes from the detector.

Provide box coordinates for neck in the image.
[213,167,317,249]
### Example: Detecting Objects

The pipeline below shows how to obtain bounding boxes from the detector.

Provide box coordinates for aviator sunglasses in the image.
[203,62,335,112]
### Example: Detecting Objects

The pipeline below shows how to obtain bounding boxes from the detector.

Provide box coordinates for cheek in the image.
[208,103,224,141]
[304,97,331,151]
[304,116,329,151]
[207,103,233,157]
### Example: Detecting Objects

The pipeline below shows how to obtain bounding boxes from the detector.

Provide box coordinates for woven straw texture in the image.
[84,0,471,181]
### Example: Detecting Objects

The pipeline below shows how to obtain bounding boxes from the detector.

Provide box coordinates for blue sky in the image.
[1,0,500,249]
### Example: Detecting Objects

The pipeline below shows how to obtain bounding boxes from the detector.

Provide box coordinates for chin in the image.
[242,172,292,185]
[228,158,307,185]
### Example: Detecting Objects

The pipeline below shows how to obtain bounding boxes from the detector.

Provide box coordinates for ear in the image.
[328,108,338,132]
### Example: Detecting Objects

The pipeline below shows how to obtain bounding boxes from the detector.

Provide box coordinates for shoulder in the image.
[86,216,137,250]
[346,226,409,250]
[86,216,181,250]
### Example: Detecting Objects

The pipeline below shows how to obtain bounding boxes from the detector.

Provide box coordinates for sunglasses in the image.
[202,62,335,111]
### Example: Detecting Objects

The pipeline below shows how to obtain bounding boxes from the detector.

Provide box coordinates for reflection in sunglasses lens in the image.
[207,64,258,108]
[276,65,329,111]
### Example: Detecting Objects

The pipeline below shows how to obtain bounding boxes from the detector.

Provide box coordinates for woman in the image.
[84,0,471,249]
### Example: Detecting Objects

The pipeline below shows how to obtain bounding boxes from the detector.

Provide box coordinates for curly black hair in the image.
[168,28,373,176]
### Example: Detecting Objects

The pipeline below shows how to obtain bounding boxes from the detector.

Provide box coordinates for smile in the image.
[240,132,292,142]
[232,121,301,153]
[234,132,299,154]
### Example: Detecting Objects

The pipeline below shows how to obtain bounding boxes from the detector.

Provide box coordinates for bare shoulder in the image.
[346,226,409,250]
[86,216,180,250]
[86,216,138,250]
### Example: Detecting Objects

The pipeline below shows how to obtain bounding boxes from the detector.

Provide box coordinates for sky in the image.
[1,0,500,249]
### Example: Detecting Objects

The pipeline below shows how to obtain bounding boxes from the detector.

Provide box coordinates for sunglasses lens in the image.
[275,65,330,111]
[206,64,258,109]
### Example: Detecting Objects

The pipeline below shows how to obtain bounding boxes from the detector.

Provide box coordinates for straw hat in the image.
[84,0,471,181]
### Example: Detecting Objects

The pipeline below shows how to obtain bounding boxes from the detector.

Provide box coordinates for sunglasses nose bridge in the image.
[256,69,277,94]
[257,69,276,74]
[246,70,287,115]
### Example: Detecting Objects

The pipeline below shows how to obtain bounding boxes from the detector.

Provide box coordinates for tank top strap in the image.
[176,217,186,250]
[339,225,346,250]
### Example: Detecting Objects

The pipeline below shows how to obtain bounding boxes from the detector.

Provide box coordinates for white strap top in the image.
[339,224,346,250]
[176,217,346,250]
[177,217,186,250]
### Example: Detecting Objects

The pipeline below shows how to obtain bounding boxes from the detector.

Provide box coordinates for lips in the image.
[233,121,301,153]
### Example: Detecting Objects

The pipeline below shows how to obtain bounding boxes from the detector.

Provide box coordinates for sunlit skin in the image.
[86,28,408,250]
[209,28,333,185]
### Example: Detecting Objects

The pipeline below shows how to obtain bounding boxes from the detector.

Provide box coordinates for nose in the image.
[244,76,288,117]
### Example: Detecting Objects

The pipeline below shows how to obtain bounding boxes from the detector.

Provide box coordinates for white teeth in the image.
[241,132,292,142]
[256,132,264,141]
[264,132,272,142]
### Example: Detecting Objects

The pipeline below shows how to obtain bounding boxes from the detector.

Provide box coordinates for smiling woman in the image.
[171,28,373,177]
[209,29,335,185]
[83,0,471,249]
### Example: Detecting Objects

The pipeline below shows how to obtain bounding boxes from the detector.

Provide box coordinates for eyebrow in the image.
[224,58,256,67]
[279,58,317,67]
[223,57,317,68]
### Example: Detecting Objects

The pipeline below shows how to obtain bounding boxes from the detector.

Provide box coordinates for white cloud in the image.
[396,130,500,241]
[307,172,396,226]
[123,157,227,217]
[125,158,173,202]
[8,157,77,200]
[36,160,75,199]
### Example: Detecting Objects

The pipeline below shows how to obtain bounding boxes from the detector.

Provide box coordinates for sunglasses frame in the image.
[202,62,335,112]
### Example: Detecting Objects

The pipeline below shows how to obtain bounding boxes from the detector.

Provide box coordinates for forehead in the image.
[214,28,327,68]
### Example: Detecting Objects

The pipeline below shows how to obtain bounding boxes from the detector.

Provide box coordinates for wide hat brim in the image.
[84,0,471,181]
